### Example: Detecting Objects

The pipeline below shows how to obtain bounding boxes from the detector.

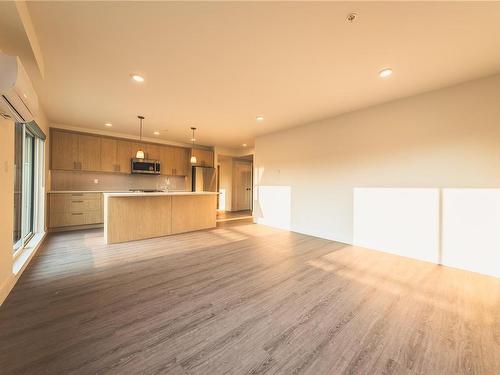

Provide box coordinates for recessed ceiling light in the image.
[242,143,247,147]
[190,138,196,142]
[379,68,393,78]
[130,74,145,82]
[104,123,112,127]
[153,131,160,135]
[256,116,264,122]
[346,12,357,23]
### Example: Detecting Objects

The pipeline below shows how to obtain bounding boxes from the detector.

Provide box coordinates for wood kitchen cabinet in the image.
[100,137,118,172]
[100,138,132,173]
[116,140,132,173]
[159,146,189,176]
[50,129,194,175]
[78,134,101,171]
[174,147,190,175]
[192,148,214,167]
[160,146,175,175]
[51,130,79,170]
[49,192,103,229]
[146,144,161,160]
[51,130,101,171]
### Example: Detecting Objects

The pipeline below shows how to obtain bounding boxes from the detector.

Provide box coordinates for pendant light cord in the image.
[138,116,144,142]
[191,127,196,150]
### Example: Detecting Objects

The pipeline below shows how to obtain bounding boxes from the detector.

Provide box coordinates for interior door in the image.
[233,161,252,211]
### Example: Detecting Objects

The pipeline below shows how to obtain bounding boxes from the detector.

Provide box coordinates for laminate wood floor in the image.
[216,210,253,222]
[1,222,499,375]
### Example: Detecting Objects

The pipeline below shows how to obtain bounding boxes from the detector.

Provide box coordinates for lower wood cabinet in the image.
[49,193,103,229]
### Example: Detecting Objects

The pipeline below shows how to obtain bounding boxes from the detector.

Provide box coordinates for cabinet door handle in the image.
[72,200,84,203]
[71,212,83,216]
[71,194,83,197]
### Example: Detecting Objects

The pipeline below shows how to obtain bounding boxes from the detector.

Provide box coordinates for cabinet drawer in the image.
[50,211,103,228]
[50,211,102,228]
[68,198,101,212]
[50,193,101,213]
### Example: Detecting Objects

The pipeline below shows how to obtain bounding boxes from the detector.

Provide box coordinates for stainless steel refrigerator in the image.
[192,166,217,192]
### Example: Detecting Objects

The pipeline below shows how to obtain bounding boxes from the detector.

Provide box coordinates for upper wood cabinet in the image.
[116,140,132,173]
[50,129,192,175]
[100,137,117,172]
[51,130,100,171]
[192,149,214,167]
[174,147,190,175]
[78,134,101,171]
[51,130,79,170]
[160,146,175,176]
[159,146,189,176]
[146,144,161,160]
[100,138,131,173]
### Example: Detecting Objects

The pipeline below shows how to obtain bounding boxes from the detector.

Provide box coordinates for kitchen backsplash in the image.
[50,170,189,191]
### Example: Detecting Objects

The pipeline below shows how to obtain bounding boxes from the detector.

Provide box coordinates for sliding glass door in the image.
[23,130,35,242]
[13,122,44,255]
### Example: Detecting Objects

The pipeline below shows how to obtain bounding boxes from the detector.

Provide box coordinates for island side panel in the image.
[105,196,172,244]
[172,194,217,234]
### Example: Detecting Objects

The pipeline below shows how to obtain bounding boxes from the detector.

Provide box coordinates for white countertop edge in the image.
[47,190,196,194]
[48,190,130,194]
[103,191,219,197]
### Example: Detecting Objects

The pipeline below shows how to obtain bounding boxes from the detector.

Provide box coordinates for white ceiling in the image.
[20,1,500,147]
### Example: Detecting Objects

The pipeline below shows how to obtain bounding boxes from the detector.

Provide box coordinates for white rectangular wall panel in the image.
[442,189,500,277]
[353,188,440,263]
[254,186,291,230]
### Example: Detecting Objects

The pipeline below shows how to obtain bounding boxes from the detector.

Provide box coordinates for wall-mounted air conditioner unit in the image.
[0,53,39,123]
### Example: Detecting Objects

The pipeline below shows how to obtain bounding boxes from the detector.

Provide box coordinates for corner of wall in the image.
[0,274,15,306]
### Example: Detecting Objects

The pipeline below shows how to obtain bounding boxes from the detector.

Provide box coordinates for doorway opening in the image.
[216,154,253,223]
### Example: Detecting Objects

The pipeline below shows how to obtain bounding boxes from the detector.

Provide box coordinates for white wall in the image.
[0,110,49,304]
[255,74,500,276]
[218,155,234,211]
[0,117,16,303]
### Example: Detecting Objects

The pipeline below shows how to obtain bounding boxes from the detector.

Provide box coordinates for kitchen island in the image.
[103,191,218,244]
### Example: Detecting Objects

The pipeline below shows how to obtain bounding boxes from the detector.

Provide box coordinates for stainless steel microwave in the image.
[131,158,161,175]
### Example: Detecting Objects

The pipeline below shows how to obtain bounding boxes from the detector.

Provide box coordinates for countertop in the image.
[48,190,130,194]
[103,191,219,198]
[48,190,195,194]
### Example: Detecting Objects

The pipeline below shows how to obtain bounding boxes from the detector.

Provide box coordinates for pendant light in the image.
[136,115,145,159]
[190,127,197,164]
